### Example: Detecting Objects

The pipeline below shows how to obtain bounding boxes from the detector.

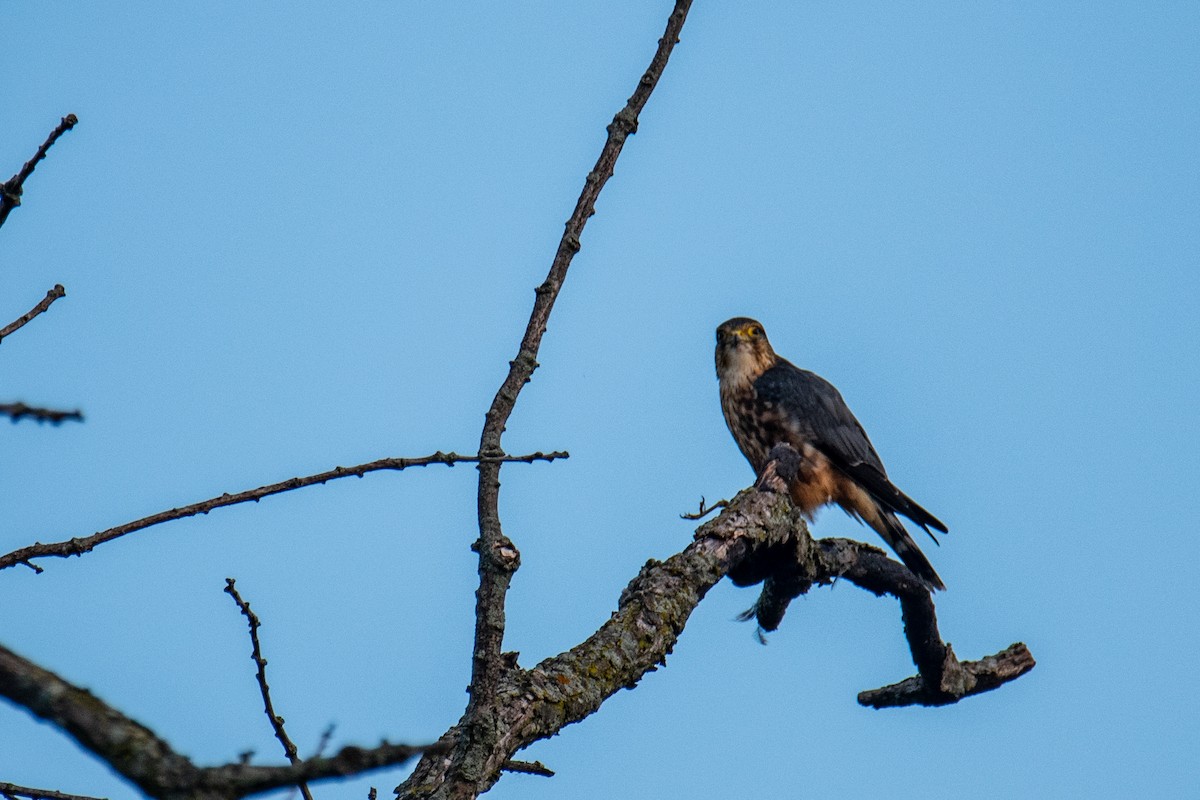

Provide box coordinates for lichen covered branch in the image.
[399,448,1034,797]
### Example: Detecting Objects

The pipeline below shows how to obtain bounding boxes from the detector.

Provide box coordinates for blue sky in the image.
[2,2,1197,798]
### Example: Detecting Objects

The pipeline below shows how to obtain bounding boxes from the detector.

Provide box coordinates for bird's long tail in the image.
[868,508,946,592]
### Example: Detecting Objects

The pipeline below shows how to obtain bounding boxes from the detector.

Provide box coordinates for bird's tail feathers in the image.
[884,485,948,538]
[874,510,946,592]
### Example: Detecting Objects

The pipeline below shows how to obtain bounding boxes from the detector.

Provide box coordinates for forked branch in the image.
[0,642,435,800]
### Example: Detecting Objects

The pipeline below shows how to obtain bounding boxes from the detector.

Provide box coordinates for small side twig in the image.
[679,496,728,520]
[0,449,567,573]
[500,760,554,778]
[0,403,84,425]
[224,578,313,800]
[286,725,337,800]
[0,114,78,230]
[0,285,66,344]
[0,783,105,800]
[312,724,336,759]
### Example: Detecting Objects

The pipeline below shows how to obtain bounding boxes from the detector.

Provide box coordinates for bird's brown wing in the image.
[753,360,948,536]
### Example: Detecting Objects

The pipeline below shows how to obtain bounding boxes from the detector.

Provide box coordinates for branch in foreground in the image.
[223,579,313,800]
[0,403,84,425]
[0,285,66,344]
[0,642,436,800]
[456,2,695,796]
[0,783,106,800]
[398,476,1034,798]
[0,114,78,230]
[0,450,567,574]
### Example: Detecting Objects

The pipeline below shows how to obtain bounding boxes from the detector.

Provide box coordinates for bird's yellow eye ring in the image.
[749,326,762,337]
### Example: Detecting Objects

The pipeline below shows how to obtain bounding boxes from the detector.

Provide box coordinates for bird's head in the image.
[715,317,776,385]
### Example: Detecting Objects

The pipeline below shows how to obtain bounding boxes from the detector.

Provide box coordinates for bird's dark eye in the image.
[750,326,762,337]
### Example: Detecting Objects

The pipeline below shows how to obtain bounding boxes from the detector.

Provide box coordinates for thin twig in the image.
[313,724,336,759]
[0,114,78,230]
[0,402,84,425]
[285,724,337,800]
[0,783,105,800]
[500,760,554,778]
[0,449,567,573]
[224,579,313,800]
[679,496,728,520]
[0,285,66,344]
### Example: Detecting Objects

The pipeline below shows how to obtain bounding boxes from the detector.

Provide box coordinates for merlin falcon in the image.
[715,317,948,590]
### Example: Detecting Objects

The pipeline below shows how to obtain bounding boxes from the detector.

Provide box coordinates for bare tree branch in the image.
[0,115,77,231]
[398,448,1034,798]
[0,285,66,344]
[0,403,84,425]
[0,782,106,800]
[452,3,695,797]
[0,450,567,574]
[398,485,807,798]
[0,642,436,800]
[858,643,1036,708]
[223,579,313,800]
[813,538,1036,707]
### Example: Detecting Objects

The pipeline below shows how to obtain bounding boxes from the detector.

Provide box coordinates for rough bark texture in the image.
[398,487,805,799]
[396,476,1034,799]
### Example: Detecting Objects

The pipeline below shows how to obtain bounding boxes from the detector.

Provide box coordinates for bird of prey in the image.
[715,317,948,590]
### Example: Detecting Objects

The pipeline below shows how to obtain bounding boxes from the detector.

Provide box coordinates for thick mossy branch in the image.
[398,469,1034,799]
[397,488,805,799]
